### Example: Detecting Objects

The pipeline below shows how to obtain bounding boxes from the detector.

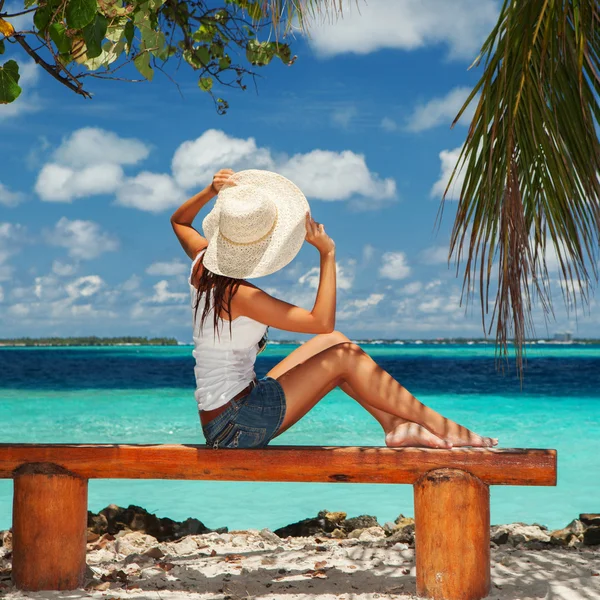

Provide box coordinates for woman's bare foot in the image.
[441,426,499,448]
[385,422,453,449]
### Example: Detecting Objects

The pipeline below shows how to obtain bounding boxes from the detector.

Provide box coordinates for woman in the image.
[171,168,499,450]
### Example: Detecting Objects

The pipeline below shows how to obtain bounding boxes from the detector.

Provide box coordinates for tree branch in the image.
[14,34,92,99]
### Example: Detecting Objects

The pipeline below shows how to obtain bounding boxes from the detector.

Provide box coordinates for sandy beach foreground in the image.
[0,507,599,600]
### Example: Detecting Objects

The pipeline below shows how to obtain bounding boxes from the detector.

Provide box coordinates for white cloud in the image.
[362,244,375,264]
[332,106,358,129]
[418,293,462,314]
[35,128,151,203]
[65,275,104,299]
[0,182,24,207]
[149,280,188,304]
[36,162,124,202]
[420,245,450,265]
[379,252,411,280]
[45,218,119,260]
[146,260,189,277]
[0,223,26,281]
[0,285,3,302]
[298,262,355,290]
[52,261,78,276]
[431,146,465,200]
[401,281,423,295]
[171,129,395,204]
[338,293,385,319]
[33,127,395,212]
[407,87,476,132]
[280,150,396,202]
[52,128,150,168]
[172,129,274,190]
[306,0,499,61]
[116,172,186,213]
[380,117,399,132]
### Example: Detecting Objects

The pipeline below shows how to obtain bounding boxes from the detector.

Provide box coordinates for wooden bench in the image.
[0,444,556,600]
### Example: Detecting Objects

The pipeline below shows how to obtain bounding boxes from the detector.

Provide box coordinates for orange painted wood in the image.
[0,444,556,485]
[12,463,88,591]
[414,468,491,600]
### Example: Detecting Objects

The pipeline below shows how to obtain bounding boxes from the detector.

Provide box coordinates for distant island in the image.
[0,336,179,347]
[1,335,599,347]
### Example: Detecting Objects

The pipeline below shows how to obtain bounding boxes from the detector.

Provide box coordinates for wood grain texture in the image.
[0,444,557,485]
[415,468,491,600]
[12,464,88,591]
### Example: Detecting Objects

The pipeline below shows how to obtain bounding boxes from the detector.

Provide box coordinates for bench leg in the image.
[12,463,88,591]
[414,468,491,600]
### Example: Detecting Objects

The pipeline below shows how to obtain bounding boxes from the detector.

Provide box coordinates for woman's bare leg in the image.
[268,332,406,432]
[269,339,498,448]
[268,332,450,448]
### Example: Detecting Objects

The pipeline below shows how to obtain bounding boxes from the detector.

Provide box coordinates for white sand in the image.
[0,529,598,600]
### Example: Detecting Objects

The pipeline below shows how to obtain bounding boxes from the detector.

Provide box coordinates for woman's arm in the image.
[233,214,337,334]
[170,168,233,259]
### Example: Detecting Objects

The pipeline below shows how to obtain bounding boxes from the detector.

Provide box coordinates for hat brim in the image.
[202,170,310,279]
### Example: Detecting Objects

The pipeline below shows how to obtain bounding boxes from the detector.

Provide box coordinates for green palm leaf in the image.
[443,0,600,373]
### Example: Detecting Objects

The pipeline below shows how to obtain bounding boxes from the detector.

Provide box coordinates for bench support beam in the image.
[12,463,88,591]
[414,468,491,600]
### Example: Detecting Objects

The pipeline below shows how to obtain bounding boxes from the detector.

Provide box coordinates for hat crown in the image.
[218,185,277,244]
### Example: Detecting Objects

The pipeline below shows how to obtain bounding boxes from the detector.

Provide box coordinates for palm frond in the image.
[256,0,347,35]
[445,0,600,374]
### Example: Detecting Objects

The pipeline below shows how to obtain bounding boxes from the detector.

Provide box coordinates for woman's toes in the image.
[386,423,452,449]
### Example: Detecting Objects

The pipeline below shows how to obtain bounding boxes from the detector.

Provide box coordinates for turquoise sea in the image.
[0,343,598,532]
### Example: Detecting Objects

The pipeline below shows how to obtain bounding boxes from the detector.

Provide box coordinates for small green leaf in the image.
[134,51,153,80]
[246,39,275,66]
[192,24,213,43]
[276,43,291,64]
[198,76,212,91]
[194,45,209,66]
[147,0,166,10]
[210,42,223,58]
[33,6,52,32]
[0,59,21,104]
[66,0,97,29]
[124,20,134,52]
[141,26,167,60]
[218,55,231,70]
[0,40,5,55]
[24,0,38,7]
[49,22,72,54]
[82,13,108,59]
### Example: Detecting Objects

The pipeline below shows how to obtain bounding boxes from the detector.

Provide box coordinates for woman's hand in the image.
[305,213,335,255]
[211,169,235,193]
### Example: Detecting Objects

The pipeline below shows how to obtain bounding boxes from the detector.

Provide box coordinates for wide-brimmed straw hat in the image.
[202,169,310,279]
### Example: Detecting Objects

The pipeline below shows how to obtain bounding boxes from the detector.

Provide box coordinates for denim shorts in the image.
[201,376,287,449]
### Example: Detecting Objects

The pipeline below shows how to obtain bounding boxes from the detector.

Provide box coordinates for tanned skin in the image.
[171,169,498,448]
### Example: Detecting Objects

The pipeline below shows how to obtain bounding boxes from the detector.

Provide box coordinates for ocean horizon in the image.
[0,343,598,533]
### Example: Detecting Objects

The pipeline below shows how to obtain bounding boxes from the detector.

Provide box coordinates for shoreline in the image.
[2,340,600,348]
[0,504,598,599]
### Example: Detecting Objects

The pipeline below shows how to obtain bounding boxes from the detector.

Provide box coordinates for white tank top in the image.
[189,251,267,411]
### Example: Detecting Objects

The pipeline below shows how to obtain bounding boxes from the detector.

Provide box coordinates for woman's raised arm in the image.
[233,214,337,334]
[170,168,233,259]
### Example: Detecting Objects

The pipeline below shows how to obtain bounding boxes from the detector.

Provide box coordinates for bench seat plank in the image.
[0,444,556,485]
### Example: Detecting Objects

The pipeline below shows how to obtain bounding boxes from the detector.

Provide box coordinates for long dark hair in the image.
[192,254,241,337]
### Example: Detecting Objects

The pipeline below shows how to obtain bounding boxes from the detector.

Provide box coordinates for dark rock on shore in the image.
[87,505,227,542]
[583,526,600,546]
[341,515,380,533]
[580,513,600,527]
[273,510,343,538]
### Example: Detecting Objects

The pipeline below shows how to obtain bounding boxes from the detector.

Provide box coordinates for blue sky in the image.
[1,0,598,341]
